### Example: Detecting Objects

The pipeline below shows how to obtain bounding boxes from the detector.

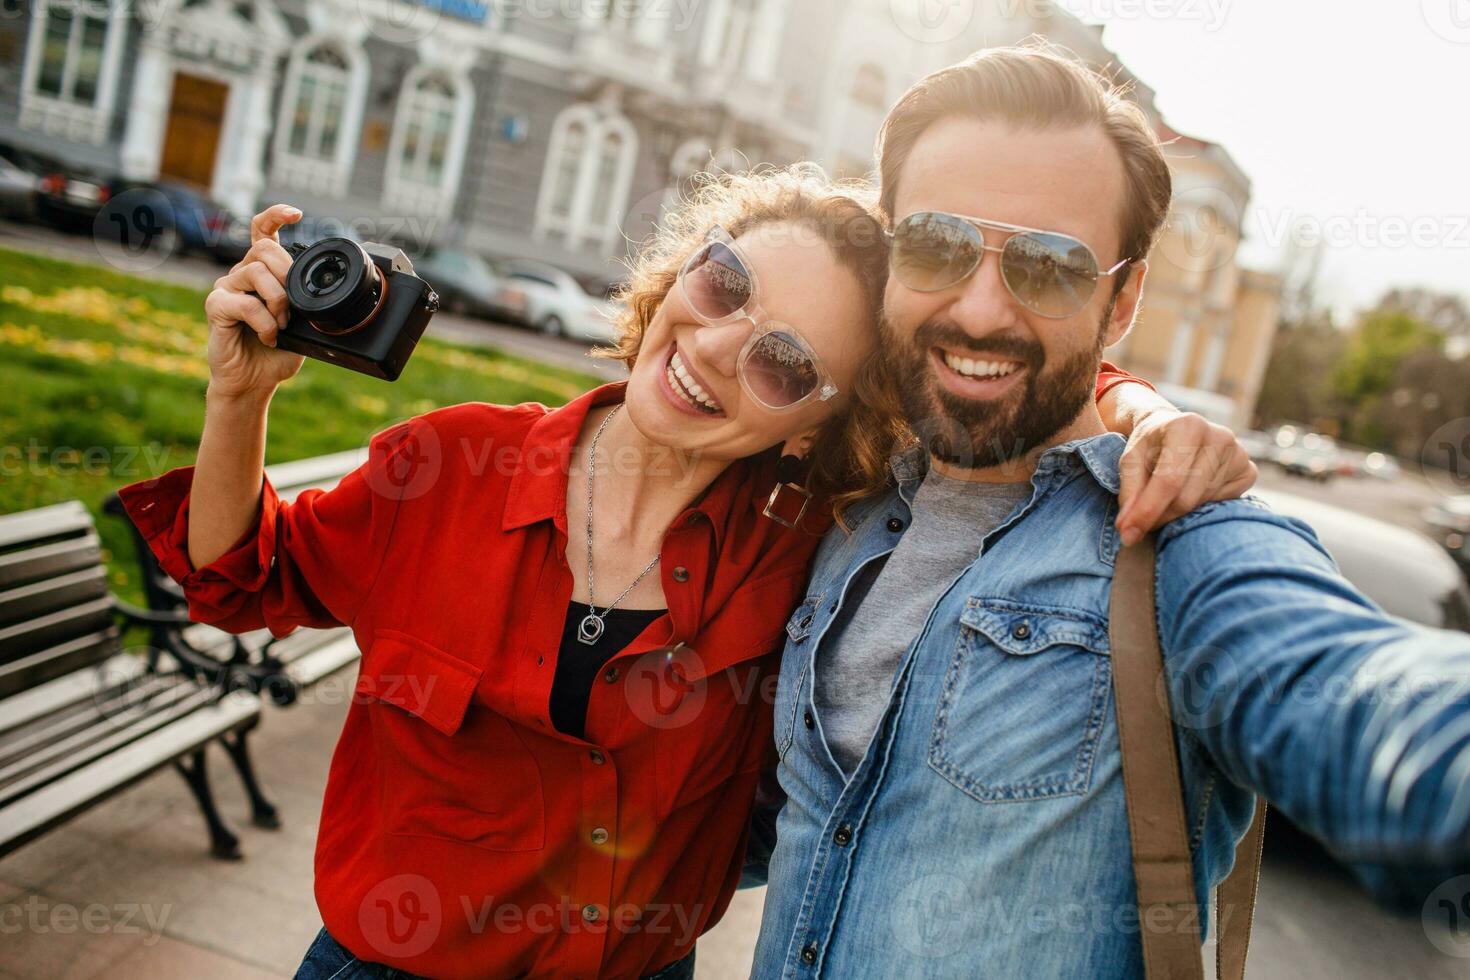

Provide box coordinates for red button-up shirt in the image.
[118,369,1143,980]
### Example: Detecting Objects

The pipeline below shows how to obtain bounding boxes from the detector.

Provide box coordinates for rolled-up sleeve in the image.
[117,418,425,636]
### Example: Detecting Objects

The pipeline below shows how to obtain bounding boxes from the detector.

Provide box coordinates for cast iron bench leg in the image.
[174,747,242,860]
[220,719,281,829]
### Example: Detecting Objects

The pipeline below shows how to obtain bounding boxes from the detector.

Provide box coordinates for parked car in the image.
[501,260,620,344]
[1258,487,1470,631]
[32,159,120,229]
[1271,427,1340,482]
[413,247,526,322]
[96,180,251,264]
[1423,495,1470,574]
[0,146,41,221]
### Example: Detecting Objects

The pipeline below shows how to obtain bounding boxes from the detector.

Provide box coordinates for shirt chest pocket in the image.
[928,599,1112,804]
[355,629,545,852]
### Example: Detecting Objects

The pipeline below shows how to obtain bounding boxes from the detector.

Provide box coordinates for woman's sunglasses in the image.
[886,211,1132,318]
[676,226,839,412]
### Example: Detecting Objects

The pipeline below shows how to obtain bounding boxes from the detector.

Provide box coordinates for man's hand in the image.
[1116,410,1257,545]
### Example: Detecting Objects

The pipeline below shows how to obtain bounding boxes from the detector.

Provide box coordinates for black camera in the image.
[277,237,439,381]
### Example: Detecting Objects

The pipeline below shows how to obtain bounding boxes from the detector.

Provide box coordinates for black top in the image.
[551,601,666,740]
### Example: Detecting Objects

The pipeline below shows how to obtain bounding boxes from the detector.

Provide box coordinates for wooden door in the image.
[158,72,228,188]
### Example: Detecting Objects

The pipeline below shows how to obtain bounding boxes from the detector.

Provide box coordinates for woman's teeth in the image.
[942,351,1021,380]
[668,351,722,413]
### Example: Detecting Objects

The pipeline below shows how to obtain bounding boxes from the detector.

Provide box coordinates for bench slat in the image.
[0,626,120,701]
[0,598,114,666]
[0,690,259,858]
[0,672,179,768]
[0,681,218,805]
[0,501,93,553]
[0,653,145,737]
[0,533,103,592]
[0,566,110,629]
[265,449,365,499]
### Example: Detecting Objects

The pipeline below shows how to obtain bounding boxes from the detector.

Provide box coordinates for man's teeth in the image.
[942,351,1022,379]
[668,351,722,412]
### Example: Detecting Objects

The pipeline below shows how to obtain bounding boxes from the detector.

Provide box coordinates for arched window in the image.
[272,38,367,194]
[383,68,474,218]
[534,104,638,255]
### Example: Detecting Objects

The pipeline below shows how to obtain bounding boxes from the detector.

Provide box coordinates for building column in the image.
[221,66,275,216]
[119,36,172,180]
[1164,316,1197,386]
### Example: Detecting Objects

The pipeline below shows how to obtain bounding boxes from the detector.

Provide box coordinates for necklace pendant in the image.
[577,613,605,645]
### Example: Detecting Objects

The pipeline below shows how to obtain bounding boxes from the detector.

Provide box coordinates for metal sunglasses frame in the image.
[885,211,1133,318]
[675,225,840,412]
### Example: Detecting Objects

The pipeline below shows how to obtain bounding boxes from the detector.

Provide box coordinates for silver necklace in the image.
[577,404,661,645]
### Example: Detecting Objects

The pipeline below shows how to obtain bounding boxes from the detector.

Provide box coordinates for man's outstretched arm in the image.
[1154,500,1470,906]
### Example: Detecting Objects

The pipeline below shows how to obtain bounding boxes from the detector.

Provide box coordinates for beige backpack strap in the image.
[1111,536,1266,980]
[1215,800,1267,980]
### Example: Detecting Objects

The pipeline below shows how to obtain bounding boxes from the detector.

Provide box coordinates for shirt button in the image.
[833,823,853,846]
[800,942,818,965]
[1012,622,1032,640]
[886,517,903,532]
[589,749,606,765]
[672,566,689,582]
[590,827,609,845]
[603,666,620,683]
[582,904,601,922]
[803,709,815,730]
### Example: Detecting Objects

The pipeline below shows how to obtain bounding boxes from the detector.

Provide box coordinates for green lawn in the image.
[0,245,600,605]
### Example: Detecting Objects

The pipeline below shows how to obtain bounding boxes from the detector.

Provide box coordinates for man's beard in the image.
[883,312,1110,470]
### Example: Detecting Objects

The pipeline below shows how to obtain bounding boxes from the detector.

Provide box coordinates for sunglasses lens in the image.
[742,328,821,409]
[890,212,983,291]
[1001,232,1100,317]
[681,240,753,320]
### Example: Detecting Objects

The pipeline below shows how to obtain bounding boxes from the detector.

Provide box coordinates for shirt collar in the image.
[502,381,628,534]
[886,431,1125,499]
[499,381,786,549]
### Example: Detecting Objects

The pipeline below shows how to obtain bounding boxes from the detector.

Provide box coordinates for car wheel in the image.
[448,295,469,315]
[542,315,564,337]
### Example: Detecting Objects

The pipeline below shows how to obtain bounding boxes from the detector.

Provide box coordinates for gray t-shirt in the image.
[813,471,1033,775]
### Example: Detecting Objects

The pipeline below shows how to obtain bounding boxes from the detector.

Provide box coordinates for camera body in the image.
[277,237,439,381]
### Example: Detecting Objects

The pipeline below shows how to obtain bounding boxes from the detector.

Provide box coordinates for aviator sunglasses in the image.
[886,211,1132,318]
[675,226,839,412]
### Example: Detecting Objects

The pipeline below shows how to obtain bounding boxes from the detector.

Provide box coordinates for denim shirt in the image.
[750,433,1470,980]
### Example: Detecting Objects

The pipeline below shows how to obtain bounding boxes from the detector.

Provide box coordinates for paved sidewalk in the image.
[0,671,762,979]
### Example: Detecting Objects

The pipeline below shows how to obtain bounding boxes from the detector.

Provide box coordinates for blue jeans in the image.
[293,926,696,980]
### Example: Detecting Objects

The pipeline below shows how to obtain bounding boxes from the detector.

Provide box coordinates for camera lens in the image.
[304,253,349,296]
[285,238,383,334]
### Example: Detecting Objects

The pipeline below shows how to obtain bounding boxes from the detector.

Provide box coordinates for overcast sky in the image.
[1077,0,1469,319]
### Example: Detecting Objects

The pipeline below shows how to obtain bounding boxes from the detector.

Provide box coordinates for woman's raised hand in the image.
[203,204,306,399]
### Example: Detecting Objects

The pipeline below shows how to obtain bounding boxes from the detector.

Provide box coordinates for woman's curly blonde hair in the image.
[595,163,906,529]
